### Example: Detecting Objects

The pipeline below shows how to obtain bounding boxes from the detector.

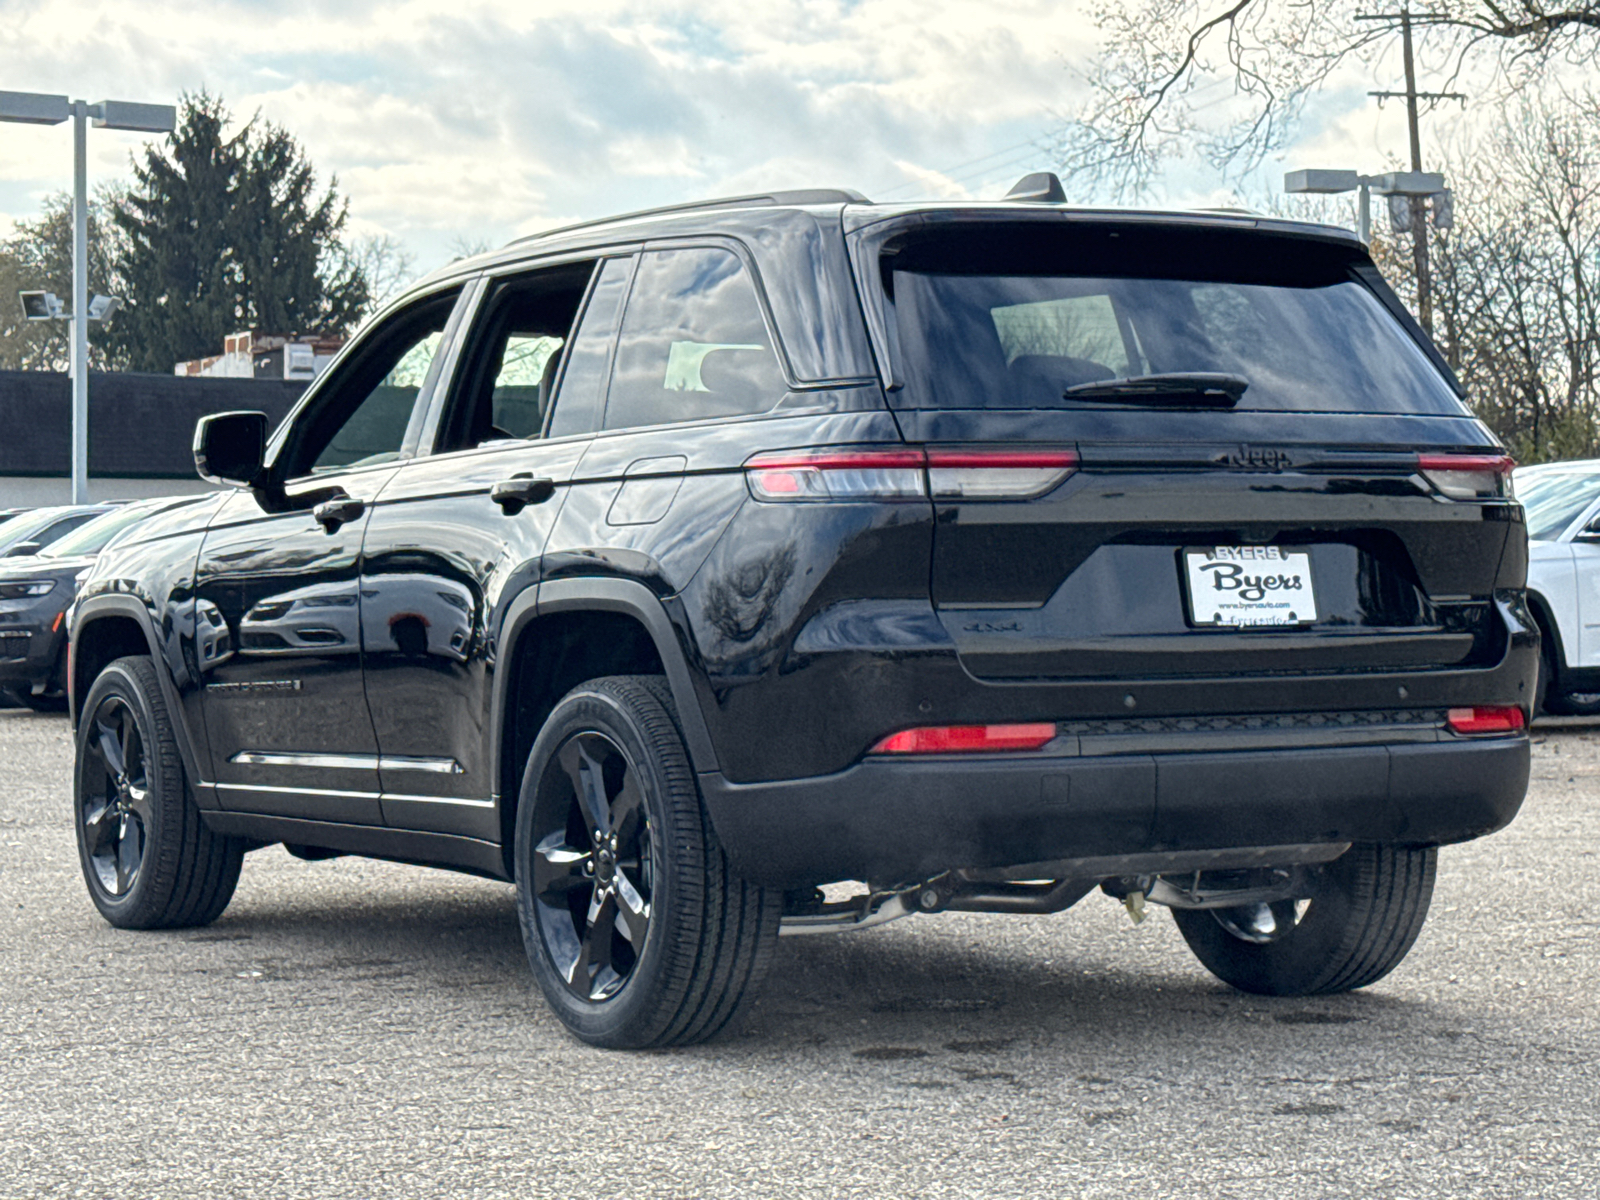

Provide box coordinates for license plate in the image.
[1183,547,1316,628]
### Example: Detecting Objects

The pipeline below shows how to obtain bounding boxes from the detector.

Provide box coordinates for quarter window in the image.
[603,247,783,431]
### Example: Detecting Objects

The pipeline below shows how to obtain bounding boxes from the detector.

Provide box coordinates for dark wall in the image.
[0,371,306,479]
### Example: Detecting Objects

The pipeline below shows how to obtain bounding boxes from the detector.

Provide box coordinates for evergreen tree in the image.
[106,91,369,373]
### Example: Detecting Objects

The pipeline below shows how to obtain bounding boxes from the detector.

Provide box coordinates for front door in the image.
[194,285,466,821]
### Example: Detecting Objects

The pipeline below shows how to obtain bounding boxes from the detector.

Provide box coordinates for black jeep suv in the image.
[69,179,1532,1048]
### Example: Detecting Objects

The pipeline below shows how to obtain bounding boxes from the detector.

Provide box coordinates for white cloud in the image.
[0,0,1095,269]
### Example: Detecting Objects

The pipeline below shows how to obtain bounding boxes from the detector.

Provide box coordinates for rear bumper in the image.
[699,735,1529,888]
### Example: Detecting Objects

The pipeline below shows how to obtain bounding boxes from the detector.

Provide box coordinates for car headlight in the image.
[0,580,55,599]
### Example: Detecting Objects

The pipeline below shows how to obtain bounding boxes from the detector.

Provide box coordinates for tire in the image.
[1535,628,1564,717]
[514,675,781,1049]
[1172,843,1436,996]
[74,656,245,929]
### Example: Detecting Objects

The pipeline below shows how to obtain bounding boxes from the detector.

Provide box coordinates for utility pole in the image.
[1357,9,1466,337]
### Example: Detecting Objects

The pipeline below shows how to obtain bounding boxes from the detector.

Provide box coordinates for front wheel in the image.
[74,656,245,929]
[514,676,781,1049]
[1172,844,1436,996]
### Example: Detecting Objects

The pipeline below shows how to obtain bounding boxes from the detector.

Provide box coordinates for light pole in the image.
[0,91,174,504]
[1285,169,1452,335]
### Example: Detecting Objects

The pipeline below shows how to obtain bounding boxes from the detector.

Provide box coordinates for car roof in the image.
[412,188,1363,291]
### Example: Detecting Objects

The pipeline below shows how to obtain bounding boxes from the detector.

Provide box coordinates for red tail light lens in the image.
[745,449,927,501]
[870,723,1058,754]
[1446,706,1526,735]
[1418,454,1514,500]
[926,449,1079,499]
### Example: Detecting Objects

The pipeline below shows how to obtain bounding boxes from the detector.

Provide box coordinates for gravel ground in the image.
[2,707,1597,1199]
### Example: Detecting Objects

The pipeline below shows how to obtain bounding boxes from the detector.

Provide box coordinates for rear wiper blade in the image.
[1062,372,1249,408]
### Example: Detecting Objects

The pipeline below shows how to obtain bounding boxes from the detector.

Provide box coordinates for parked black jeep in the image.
[69,177,1532,1048]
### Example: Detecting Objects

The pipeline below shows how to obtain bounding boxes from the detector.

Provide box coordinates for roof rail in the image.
[507,188,870,248]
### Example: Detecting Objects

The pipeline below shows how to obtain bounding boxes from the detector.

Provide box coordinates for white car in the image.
[1517,459,1600,714]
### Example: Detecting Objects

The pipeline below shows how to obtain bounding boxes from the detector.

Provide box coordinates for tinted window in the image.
[285,288,461,477]
[547,256,633,439]
[885,225,1468,416]
[603,247,784,431]
[313,331,442,472]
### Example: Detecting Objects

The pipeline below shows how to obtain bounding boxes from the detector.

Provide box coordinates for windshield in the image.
[884,225,1467,415]
[1517,471,1600,541]
[0,508,77,551]
[39,505,154,559]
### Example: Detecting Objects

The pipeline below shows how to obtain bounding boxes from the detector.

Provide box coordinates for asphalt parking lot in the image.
[1,708,1596,1199]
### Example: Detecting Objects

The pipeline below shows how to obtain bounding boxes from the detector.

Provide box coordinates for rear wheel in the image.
[74,656,245,928]
[514,675,781,1049]
[1172,843,1436,995]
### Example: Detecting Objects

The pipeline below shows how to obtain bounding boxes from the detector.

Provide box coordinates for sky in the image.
[0,0,1484,285]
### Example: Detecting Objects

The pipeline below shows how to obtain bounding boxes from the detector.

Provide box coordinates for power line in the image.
[872,136,1049,199]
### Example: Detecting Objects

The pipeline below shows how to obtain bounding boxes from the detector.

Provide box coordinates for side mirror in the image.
[194,411,268,488]
[1577,514,1600,542]
[4,542,41,557]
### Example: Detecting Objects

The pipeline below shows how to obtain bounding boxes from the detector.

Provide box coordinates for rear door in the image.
[359,256,627,834]
[871,220,1514,685]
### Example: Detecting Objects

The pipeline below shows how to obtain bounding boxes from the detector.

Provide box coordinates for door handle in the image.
[312,496,366,532]
[491,474,556,515]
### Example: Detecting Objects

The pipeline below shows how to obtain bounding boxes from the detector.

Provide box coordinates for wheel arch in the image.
[492,577,719,876]
[71,597,206,787]
[1524,588,1565,682]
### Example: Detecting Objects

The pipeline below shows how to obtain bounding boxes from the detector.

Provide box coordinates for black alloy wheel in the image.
[515,676,781,1049]
[73,656,245,929]
[530,731,655,1002]
[79,694,153,897]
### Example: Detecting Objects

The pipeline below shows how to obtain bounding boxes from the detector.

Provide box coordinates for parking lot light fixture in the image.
[0,90,175,504]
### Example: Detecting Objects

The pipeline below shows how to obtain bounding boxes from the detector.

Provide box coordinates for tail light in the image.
[745,450,926,501]
[746,447,1078,502]
[870,723,1058,754]
[926,449,1079,499]
[1446,706,1526,735]
[1418,454,1514,500]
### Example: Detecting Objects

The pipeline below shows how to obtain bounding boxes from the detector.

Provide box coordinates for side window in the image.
[546,256,634,440]
[603,247,784,432]
[437,261,596,452]
[286,288,462,478]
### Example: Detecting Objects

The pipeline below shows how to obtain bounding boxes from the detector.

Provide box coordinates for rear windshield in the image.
[884,225,1468,415]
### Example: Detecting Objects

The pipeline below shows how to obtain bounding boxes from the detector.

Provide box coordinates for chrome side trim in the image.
[382,793,496,808]
[229,751,380,771]
[378,755,466,775]
[205,781,493,808]
[214,782,380,800]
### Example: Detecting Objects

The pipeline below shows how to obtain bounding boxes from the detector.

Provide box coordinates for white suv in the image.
[1518,460,1600,714]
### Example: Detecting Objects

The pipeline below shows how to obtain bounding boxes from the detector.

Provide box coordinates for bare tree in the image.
[1375,89,1600,460]
[341,232,418,311]
[1057,0,1600,197]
